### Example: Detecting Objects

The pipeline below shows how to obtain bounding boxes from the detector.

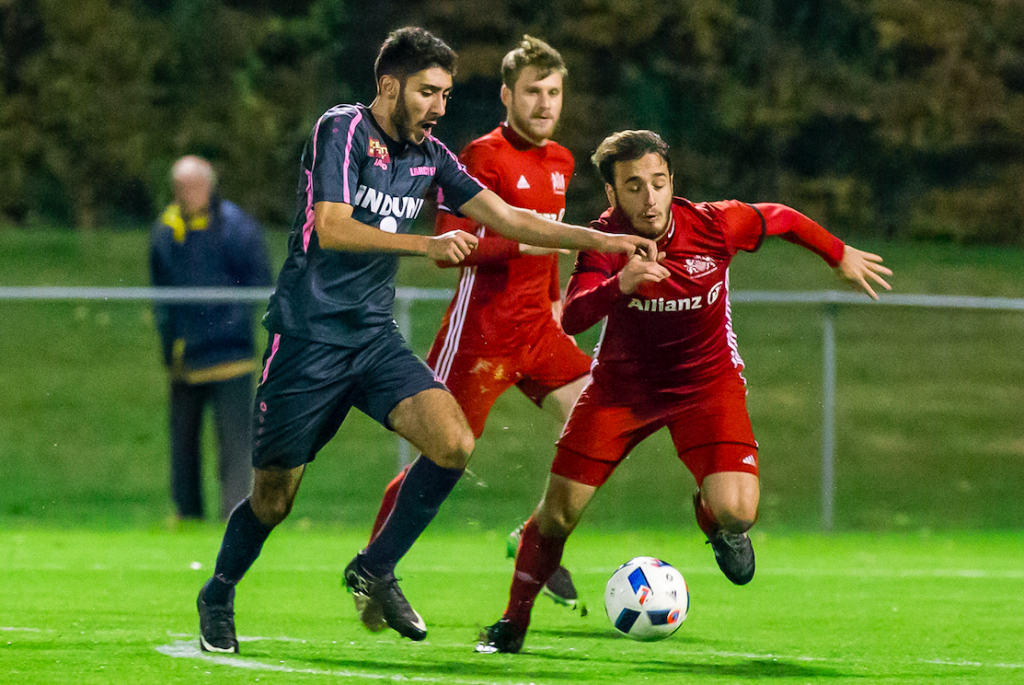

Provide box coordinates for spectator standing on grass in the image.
[367,35,588,612]
[150,155,272,521]
[477,129,893,654]
[193,27,656,656]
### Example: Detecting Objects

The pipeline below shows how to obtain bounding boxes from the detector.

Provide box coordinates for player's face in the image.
[393,67,453,144]
[503,66,563,145]
[607,152,674,240]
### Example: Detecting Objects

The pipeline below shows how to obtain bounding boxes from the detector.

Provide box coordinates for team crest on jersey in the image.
[367,138,390,169]
[551,171,566,195]
[684,255,717,277]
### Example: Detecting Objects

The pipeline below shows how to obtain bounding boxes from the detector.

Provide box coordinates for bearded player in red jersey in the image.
[368,36,591,612]
[477,129,893,653]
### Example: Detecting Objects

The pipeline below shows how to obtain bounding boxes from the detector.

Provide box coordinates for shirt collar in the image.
[500,121,542,151]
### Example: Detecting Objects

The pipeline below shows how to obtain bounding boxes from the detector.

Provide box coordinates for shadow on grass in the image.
[299,643,860,679]
[300,653,854,681]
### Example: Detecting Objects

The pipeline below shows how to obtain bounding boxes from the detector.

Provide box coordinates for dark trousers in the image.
[169,374,254,519]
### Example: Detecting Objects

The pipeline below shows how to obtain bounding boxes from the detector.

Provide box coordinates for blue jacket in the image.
[150,196,272,382]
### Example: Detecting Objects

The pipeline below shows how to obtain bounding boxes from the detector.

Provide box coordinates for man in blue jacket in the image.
[150,155,272,521]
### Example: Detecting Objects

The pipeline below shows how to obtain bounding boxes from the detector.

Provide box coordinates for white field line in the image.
[167,631,307,643]
[157,636,1024,677]
[1,627,46,632]
[924,659,1024,669]
[156,639,544,685]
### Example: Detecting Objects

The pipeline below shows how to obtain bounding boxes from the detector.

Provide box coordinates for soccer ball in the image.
[604,556,689,641]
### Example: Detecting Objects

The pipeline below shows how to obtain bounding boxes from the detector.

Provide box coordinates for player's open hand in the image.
[836,245,892,300]
[618,252,670,295]
[430,230,479,264]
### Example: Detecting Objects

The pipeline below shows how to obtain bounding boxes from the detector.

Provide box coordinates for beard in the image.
[390,82,425,144]
[510,108,556,144]
[612,191,670,240]
[392,93,412,142]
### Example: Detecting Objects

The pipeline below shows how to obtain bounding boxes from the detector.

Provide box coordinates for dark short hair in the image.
[374,27,458,83]
[500,35,567,89]
[591,130,672,186]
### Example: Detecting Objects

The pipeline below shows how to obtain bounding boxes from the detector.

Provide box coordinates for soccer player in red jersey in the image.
[477,130,893,654]
[368,36,590,611]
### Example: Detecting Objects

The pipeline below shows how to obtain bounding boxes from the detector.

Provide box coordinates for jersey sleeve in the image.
[561,249,625,335]
[309,109,366,206]
[433,140,521,268]
[714,200,767,254]
[432,208,521,268]
[754,202,846,267]
[434,139,486,216]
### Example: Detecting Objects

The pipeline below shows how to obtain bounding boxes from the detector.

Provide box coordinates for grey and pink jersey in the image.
[264,103,485,347]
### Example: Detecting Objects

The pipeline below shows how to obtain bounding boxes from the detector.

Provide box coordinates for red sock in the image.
[504,518,566,630]
[369,464,410,542]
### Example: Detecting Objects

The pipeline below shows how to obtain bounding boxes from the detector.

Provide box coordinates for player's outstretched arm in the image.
[315,201,477,263]
[751,203,893,300]
[836,245,893,301]
[459,189,657,259]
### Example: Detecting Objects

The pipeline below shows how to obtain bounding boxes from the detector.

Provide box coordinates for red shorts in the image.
[426,319,592,438]
[552,370,758,487]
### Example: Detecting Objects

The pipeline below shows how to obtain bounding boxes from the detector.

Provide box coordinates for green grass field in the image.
[2,229,1024,682]
[3,527,1023,684]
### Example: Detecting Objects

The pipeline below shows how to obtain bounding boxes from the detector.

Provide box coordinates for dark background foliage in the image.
[2,0,1023,243]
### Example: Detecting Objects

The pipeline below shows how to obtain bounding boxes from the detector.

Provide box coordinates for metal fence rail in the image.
[4,285,1023,531]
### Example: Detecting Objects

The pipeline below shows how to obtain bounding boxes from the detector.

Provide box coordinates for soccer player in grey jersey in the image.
[196,26,657,653]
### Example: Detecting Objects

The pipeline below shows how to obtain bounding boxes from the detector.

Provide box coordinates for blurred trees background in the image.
[2,0,1024,243]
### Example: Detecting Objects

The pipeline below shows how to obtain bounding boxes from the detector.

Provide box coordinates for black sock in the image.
[360,456,462,577]
[203,498,273,605]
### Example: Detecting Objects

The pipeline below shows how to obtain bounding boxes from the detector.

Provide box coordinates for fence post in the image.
[821,303,837,532]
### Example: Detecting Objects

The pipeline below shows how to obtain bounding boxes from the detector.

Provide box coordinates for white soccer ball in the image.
[604,556,689,641]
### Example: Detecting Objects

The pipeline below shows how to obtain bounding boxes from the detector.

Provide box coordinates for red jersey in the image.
[563,198,845,405]
[432,123,574,358]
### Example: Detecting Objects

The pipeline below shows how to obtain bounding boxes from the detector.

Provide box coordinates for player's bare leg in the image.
[506,375,593,610]
[479,475,597,654]
[249,465,306,526]
[346,388,474,641]
[540,374,589,421]
[198,465,305,653]
[533,473,596,537]
[694,471,759,585]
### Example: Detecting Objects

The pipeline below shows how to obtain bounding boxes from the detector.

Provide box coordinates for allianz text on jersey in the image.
[627,281,724,312]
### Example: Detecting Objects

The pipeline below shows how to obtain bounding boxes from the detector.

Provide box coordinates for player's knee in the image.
[429,427,474,469]
[711,502,757,534]
[448,429,475,468]
[250,477,298,527]
[536,505,580,537]
[250,494,292,528]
